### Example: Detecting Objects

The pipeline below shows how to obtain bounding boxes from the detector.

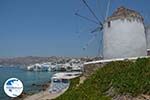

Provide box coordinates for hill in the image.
[54,58,150,100]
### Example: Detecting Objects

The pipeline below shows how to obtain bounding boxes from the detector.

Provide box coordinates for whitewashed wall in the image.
[146,26,150,50]
[103,19,147,59]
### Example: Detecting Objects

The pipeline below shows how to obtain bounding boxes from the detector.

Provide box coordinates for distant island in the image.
[0,56,102,66]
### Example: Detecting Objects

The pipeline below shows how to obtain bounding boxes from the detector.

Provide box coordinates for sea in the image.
[0,66,54,100]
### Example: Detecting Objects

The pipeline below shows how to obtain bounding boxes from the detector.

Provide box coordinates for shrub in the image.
[54,58,150,100]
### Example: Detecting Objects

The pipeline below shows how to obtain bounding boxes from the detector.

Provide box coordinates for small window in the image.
[108,21,111,28]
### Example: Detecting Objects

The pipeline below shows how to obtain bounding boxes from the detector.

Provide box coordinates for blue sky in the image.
[0,0,150,57]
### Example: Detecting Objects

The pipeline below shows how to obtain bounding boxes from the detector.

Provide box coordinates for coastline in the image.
[12,82,51,100]
[0,67,54,100]
[22,73,83,100]
[23,83,69,100]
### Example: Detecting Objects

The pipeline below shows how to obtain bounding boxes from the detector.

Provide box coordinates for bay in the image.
[0,66,54,100]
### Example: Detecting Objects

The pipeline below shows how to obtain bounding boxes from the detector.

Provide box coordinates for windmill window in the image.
[108,21,111,28]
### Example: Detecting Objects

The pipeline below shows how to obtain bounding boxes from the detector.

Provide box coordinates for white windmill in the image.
[103,7,147,59]
[76,0,147,59]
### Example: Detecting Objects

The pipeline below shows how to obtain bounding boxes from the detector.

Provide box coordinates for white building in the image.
[103,7,147,59]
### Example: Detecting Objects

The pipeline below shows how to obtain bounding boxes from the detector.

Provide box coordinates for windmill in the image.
[75,0,111,57]
[76,0,147,59]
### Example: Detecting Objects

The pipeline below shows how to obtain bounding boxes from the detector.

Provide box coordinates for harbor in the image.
[26,59,84,72]
[0,57,85,100]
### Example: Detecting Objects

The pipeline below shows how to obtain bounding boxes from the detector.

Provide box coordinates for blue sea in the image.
[0,66,54,100]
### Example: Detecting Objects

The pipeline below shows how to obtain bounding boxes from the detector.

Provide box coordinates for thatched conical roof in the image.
[107,6,143,21]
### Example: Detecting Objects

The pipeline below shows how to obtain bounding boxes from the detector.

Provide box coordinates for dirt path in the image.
[24,87,69,100]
